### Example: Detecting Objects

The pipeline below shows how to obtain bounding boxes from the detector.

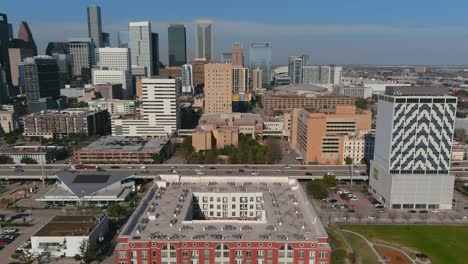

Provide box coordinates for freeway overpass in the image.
[0,164,367,180]
[1,163,468,180]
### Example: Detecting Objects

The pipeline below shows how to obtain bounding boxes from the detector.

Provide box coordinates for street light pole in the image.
[350,163,354,186]
[40,137,45,184]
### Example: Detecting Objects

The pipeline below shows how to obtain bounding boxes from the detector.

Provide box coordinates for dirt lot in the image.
[376,246,412,264]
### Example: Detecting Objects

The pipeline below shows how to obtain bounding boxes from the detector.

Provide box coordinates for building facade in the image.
[191,58,208,88]
[23,108,109,138]
[262,92,354,112]
[370,86,457,210]
[88,99,137,115]
[130,22,152,77]
[231,42,243,67]
[252,68,263,92]
[114,176,331,264]
[0,110,18,134]
[250,42,271,85]
[332,86,372,99]
[0,13,11,85]
[168,24,187,67]
[195,20,214,61]
[204,64,232,114]
[87,5,103,48]
[181,64,194,95]
[68,38,95,77]
[232,67,249,94]
[151,32,160,75]
[111,77,180,137]
[92,67,133,99]
[290,105,372,164]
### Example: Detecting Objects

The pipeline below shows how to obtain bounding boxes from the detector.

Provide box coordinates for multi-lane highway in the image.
[2,162,468,180]
[0,164,369,180]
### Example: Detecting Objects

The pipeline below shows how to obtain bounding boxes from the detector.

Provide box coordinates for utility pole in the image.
[350,163,354,186]
[40,137,45,184]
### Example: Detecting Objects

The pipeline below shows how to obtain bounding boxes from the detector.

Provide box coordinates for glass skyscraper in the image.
[195,20,213,61]
[87,5,103,48]
[249,42,271,85]
[168,24,187,67]
[129,21,152,77]
[118,31,130,48]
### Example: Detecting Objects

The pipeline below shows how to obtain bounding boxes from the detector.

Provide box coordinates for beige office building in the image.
[252,68,263,92]
[9,48,35,87]
[290,105,371,164]
[204,63,232,114]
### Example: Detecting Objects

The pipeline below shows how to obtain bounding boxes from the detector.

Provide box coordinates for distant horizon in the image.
[3,0,468,66]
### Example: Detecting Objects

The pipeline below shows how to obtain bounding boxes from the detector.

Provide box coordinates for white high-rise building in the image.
[129,22,152,77]
[370,86,457,210]
[181,64,194,95]
[195,20,214,61]
[97,47,131,71]
[111,77,180,137]
[94,48,133,98]
[68,38,95,76]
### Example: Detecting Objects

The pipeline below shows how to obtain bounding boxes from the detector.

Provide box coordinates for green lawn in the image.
[342,232,380,264]
[341,225,468,264]
[326,225,351,264]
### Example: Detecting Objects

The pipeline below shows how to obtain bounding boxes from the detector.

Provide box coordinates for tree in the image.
[355,98,369,109]
[454,128,467,142]
[306,181,328,200]
[0,155,13,164]
[107,204,127,220]
[151,153,161,164]
[21,156,38,164]
[204,149,218,164]
[266,138,283,164]
[322,175,337,188]
[344,156,353,165]
[79,239,99,264]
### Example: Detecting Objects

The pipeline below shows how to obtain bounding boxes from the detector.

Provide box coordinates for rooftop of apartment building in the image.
[78,136,169,153]
[304,105,369,116]
[26,108,105,117]
[385,86,452,96]
[199,113,263,124]
[33,215,106,237]
[119,176,327,243]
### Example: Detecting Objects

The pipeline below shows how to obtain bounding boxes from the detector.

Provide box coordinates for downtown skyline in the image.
[3,0,468,65]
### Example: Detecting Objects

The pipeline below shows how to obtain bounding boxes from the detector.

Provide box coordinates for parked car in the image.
[377,209,385,213]
[3,228,18,233]
[408,210,417,213]
[452,162,460,166]
[196,171,206,175]
[430,210,439,214]
[110,166,121,169]
[284,165,291,169]
[367,215,376,220]
[251,171,259,176]
[45,166,53,169]
[419,210,429,214]
[238,169,245,172]
[305,172,313,176]
[329,199,338,203]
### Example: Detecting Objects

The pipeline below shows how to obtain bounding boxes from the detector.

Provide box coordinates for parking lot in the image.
[310,182,468,224]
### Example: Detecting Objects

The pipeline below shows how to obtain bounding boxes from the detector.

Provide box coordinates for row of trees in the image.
[306,174,337,200]
[178,135,283,164]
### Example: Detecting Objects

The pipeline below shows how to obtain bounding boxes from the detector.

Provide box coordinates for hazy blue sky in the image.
[4,0,468,65]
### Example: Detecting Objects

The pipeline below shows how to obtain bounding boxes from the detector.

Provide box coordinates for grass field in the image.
[342,232,380,264]
[341,225,468,264]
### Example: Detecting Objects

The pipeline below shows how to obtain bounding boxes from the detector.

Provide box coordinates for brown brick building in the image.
[262,92,355,113]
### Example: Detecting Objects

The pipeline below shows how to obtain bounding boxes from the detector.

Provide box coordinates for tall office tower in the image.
[7,23,13,39]
[102,32,110,47]
[151,32,159,75]
[190,58,208,88]
[68,38,95,77]
[195,20,214,61]
[221,53,232,64]
[94,47,133,98]
[0,65,7,103]
[288,56,303,84]
[117,31,129,48]
[17,21,37,55]
[8,46,35,87]
[181,64,194,95]
[0,14,11,85]
[87,5,103,48]
[232,67,249,94]
[330,65,342,84]
[252,68,263,92]
[204,63,232,114]
[51,53,72,87]
[168,24,187,67]
[22,56,60,110]
[370,86,457,210]
[129,22,152,77]
[45,42,69,56]
[112,76,180,137]
[232,42,244,66]
[250,42,271,85]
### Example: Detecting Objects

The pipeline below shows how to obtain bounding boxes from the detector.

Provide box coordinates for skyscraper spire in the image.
[17,21,37,55]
